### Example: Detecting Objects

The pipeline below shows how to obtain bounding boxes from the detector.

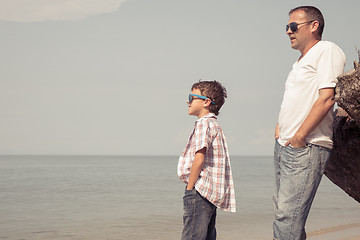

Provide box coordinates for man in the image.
[273,6,346,240]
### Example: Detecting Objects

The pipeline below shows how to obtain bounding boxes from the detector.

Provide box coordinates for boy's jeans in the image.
[182,189,217,240]
[273,140,330,240]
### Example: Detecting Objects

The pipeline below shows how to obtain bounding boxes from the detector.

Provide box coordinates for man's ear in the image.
[311,20,320,34]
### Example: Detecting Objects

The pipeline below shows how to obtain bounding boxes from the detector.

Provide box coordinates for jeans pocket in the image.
[183,189,196,215]
[289,143,310,151]
[184,188,196,195]
[284,144,312,172]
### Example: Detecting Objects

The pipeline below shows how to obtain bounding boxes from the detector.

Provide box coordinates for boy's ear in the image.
[203,98,212,107]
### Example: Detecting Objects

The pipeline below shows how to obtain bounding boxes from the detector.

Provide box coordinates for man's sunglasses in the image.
[286,20,314,33]
[188,94,215,105]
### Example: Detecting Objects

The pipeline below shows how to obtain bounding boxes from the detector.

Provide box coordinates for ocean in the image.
[1,155,359,240]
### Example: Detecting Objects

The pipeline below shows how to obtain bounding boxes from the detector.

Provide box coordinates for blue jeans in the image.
[273,141,330,240]
[181,189,217,240]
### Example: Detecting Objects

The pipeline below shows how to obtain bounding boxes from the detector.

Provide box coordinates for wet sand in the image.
[307,223,360,240]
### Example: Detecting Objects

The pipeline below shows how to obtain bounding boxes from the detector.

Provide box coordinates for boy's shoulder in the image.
[195,113,223,133]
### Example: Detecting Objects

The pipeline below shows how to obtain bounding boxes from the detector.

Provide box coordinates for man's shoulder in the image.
[309,41,345,65]
[317,41,344,53]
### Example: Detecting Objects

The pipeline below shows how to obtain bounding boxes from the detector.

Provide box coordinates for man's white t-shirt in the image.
[278,41,346,149]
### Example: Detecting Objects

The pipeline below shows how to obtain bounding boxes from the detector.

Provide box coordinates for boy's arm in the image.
[186,148,206,190]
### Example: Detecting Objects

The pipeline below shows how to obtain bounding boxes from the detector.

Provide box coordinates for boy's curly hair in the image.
[191,80,227,116]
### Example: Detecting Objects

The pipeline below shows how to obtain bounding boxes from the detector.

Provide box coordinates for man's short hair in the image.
[191,80,227,116]
[289,6,325,38]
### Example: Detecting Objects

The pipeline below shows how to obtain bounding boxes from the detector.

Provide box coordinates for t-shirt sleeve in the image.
[193,120,211,153]
[316,43,346,89]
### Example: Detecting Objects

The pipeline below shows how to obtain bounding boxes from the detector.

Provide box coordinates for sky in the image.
[0,0,359,156]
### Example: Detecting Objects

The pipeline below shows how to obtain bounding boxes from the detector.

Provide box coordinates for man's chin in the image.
[290,41,300,50]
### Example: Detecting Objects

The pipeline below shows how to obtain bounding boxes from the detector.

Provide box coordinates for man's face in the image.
[286,10,313,52]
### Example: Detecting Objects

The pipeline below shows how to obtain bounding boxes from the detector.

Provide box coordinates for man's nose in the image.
[286,26,293,35]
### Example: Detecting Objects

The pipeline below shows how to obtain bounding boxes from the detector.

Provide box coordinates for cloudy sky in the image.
[0,0,359,156]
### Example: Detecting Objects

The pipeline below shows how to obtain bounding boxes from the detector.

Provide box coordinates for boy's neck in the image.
[197,110,211,119]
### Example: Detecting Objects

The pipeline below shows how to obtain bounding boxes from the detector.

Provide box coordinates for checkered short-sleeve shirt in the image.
[177,113,236,212]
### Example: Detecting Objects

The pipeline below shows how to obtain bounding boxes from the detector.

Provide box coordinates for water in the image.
[1,155,359,240]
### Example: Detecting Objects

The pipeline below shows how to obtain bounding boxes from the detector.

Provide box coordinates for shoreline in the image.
[307,223,360,240]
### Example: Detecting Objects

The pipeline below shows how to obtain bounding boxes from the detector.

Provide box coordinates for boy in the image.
[177,80,236,240]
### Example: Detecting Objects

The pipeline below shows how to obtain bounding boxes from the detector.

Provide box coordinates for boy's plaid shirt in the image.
[177,113,236,212]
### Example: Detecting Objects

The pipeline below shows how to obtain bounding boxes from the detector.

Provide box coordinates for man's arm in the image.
[275,123,279,139]
[285,88,335,148]
[186,148,206,190]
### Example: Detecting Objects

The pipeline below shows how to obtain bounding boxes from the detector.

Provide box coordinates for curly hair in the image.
[191,80,227,115]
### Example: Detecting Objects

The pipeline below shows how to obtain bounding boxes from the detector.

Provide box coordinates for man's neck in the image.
[299,39,321,61]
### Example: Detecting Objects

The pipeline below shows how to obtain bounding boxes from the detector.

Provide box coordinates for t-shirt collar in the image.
[295,40,323,65]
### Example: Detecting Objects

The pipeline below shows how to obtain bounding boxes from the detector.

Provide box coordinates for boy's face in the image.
[187,88,211,118]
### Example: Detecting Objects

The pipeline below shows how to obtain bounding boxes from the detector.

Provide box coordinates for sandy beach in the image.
[307,223,360,240]
[213,212,360,240]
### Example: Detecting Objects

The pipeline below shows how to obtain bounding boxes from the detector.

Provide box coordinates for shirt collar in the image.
[196,113,217,123]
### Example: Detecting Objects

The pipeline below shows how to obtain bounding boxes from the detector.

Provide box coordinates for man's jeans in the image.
[273,140,331,240]
[181,189,217,240]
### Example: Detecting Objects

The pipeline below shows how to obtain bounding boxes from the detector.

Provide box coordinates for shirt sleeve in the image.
[193,119,211,153]
[316,43,346,89]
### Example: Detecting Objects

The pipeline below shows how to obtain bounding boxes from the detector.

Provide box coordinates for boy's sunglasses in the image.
[188,94,215,105]
[286,20,314,33]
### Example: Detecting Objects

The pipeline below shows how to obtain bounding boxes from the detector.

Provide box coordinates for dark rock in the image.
[324,61,360,203]
[334,61,360,127]
[325,110,360,202]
